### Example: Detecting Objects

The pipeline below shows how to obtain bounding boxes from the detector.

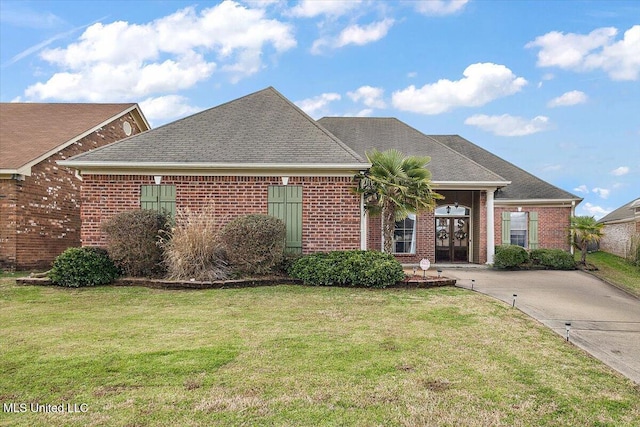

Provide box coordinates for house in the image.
[0,103,150,270]
[59,87,581,265]
[597,198,640,258]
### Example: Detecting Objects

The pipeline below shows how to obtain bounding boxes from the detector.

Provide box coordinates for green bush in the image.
[102,210,171,277]
[50,247,119,287]
[219,214,287,275]
[530,248,576,270]
[493,245,529,269]
[289,250,405,288]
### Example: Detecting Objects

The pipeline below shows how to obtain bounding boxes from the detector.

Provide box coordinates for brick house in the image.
[60,87,581,265]
[0,103,149,270]
[597,198,640,258]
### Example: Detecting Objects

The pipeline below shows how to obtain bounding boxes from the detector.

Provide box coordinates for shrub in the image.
[102,210,171,277]
[219,214,287,275]
[289,250,405,288]
[627,234,640,267]
[493,245,529,269]
[160,207,231,282]
[50,247,119,287]
[530,248,576,270]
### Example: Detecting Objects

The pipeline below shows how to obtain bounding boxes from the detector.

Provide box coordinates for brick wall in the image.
[80,175,362,253]
[0,112,144,270]
[600,221,636,258]
[495,206,572,251]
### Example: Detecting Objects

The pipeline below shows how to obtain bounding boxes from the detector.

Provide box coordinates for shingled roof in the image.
[317,117,508,185]
[0,103,146,174]
[598,198,640,223]
[64,87,367,170]
[429,135,582,201]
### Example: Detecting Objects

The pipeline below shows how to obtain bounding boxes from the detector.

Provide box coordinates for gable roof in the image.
[318,117,508,187]
[0,103,148,175]
[598,197,640,223]
[429,135,582,201]
[62,87,368,173]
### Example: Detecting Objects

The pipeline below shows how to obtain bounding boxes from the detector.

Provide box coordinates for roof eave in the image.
[494,198,583,206]
[433,181,511,190]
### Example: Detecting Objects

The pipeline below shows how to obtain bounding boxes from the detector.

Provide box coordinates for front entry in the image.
[435,205,470,263]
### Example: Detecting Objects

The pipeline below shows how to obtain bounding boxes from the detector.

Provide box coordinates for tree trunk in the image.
[382,202,395,254]
[581,240,588,265]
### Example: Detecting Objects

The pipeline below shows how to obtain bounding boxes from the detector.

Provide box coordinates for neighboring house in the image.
[598,198,640,258]
[0,103,149,270]
[60,87,581,265]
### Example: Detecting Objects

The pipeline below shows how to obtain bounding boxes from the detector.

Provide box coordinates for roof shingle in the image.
[0,103,138,170]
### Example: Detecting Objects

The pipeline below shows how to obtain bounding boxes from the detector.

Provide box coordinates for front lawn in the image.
[1,280,638,426]
[580,251,640,298]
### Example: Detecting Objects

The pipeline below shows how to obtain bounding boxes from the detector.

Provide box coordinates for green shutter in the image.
[268,185,302,254]
[141,185,159,211]
[501,211,511,245]
[528,211,539,249]
[285,186,302,253]
[158,185,176,217]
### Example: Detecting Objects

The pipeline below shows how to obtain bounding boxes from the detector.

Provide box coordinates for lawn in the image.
[580,251,640,298]
[1,279,639,426]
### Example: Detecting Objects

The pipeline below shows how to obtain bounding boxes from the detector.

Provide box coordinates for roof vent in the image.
[123,121,132,136]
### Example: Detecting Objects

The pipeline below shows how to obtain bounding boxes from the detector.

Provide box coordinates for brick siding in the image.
[495,206,572,251]
[600,221,636,258]
[80,175,362,254]
[0,113,144,270]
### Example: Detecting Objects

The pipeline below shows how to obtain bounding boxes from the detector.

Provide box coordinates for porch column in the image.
[360,193,367,250]
[486,188,496,264]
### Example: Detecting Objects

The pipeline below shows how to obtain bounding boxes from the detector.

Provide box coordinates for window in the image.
[394,213,416,254]
[141,185,176,217]
[502,211,539,249]
[510,212,527,247]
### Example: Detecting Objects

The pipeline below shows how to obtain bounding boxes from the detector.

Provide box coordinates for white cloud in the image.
[139,95,200,126]
[288,0,362,18]
[413,0,469,15]
[295,92,341,118]
[464,114,551,137]
[611,166,629,176]
[579,202,611,219]
[592,187,610,199]
[392,63,527,114]
[547,90,588,107]
[312,18,394,54]
[526,25,640,81]
[573,185,589,194]
[347,85,386,108]
[23,1,295,102]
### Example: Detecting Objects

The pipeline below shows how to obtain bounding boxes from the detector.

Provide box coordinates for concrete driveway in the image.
[443,269,640,385]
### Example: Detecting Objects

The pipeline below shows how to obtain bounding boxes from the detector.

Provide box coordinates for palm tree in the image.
[355,149,442,254]
[570,215,605,265]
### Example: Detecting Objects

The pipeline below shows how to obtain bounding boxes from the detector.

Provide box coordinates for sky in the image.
[1,0,638,218]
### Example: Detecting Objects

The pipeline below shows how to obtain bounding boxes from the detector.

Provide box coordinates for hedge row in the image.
[288,250,405,288]
[493,245,576,270]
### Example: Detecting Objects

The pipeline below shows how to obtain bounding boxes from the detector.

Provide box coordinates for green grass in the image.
[1,280,639,426]
[580,251,640,297]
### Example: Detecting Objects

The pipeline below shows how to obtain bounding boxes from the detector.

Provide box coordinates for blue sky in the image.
[1,0,638,218]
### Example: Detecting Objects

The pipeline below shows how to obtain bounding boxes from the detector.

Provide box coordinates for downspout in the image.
[570,200,576,255]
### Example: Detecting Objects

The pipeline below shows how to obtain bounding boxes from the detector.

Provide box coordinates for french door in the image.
[435,217,469,262]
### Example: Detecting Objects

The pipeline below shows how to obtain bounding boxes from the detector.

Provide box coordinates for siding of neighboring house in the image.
[495,206,572,251]
[0,113,144,270]
[600,221,637,258]
[80,175,361,253]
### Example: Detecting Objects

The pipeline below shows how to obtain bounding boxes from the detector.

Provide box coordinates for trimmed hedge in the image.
[493,245,529,269]
[530,249,576,270]
[50,247,119,287]
[289,250,405,288]
[219,214,287,275]
[102,210,171,277]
